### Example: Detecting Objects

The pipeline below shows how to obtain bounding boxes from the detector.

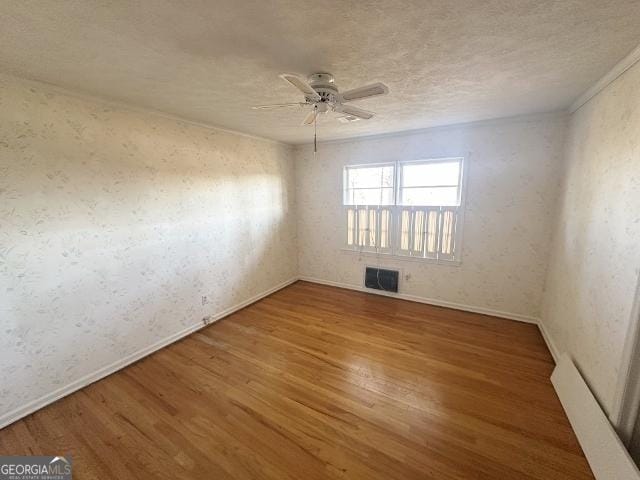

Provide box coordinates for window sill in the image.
[339,248,461,266]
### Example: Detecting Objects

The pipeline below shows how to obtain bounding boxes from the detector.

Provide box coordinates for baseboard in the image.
[537,320,560,363]
[0,277,298,430]
[298,276,540,324]
[552,354,640,479]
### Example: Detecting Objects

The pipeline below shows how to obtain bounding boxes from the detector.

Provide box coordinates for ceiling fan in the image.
[252,73,389,150]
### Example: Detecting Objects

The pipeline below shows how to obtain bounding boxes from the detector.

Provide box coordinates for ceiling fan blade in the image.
[251,102,306,110]
[302,109,318,125]
[333,104,375,120]
[280,73,321,102]
[338,82,389,102]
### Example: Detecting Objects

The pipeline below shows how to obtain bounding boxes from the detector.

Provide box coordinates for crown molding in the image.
[570,43,640,113]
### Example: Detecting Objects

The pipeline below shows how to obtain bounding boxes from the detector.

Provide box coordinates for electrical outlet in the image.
[201,295,207,306]
[202,315,211,326]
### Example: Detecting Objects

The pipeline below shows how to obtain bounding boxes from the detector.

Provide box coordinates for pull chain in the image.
[313,104,318,155]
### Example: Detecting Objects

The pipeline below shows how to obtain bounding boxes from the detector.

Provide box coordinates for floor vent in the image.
[365,267,399,292]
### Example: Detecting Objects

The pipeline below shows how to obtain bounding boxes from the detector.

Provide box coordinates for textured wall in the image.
[295,115,567,319]
[542,61,640,414]
[0,75,297,415]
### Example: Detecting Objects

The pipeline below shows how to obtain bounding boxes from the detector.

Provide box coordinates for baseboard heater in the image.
[364,267,399,293]
[551,354,640,479]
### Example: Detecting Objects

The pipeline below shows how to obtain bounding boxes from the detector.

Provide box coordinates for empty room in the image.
[1,1,640,479]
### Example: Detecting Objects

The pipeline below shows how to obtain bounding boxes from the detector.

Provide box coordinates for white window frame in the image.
[342,157,466,265]
[396,157,464,207]
[343,162,396,206]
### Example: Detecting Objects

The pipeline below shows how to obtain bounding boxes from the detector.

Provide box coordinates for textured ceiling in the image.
[1,1,640,144]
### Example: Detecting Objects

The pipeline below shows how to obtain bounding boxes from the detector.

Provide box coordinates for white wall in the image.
[295,115,567,320]
[0,75,298,418]
[541,60,640,415]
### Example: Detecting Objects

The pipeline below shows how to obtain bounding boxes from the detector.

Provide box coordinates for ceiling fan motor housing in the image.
[308,73,338,103]
[308,73,335,84]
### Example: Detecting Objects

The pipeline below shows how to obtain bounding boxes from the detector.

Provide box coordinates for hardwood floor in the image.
[0,281,593,479]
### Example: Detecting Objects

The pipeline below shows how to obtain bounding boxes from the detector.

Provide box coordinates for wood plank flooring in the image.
[0,281,593,479]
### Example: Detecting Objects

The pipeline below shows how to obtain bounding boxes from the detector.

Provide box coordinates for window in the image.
[398,159,462,206]
[343,164,395,252]
[343,158,464,262]
[343,164,395,205]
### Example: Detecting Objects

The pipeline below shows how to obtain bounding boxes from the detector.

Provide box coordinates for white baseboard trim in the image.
[552,354,640,479]
[298,276,540,324]
[537,319,560,363]
[0,277,298,430]
[299,277,568,364]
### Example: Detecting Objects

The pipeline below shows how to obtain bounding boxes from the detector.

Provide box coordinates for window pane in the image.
[401,161,460,187]
[401,186,459,206]
[344,164,395,205]
[346,165,394,188]
[349,187,394,205]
